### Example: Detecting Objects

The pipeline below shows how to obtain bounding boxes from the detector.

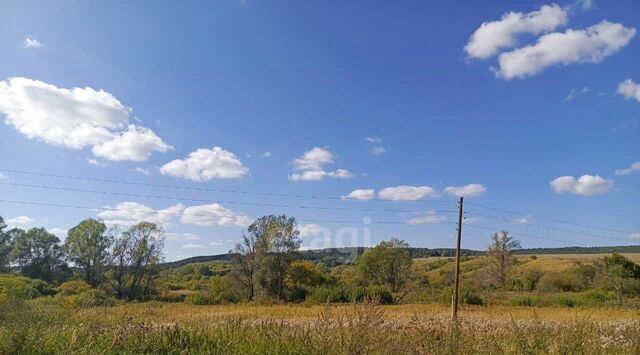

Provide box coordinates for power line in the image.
[0,198,448,226]
[465,201,633,235]
[0,168,456,204]
[465,211,633,244]
[463,223,590,247]
[0,181,458,215]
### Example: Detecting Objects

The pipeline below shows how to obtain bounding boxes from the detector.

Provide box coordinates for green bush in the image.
[550,294,579,308]
[184,277,240,305]
[437,287,483,305]
[537,272,581,292]
[56,280,91,297]
[75,289,115,307]
[351,286,394,304]
[511,295,543,307]
[306,286,350,303]
[0,274,42,300]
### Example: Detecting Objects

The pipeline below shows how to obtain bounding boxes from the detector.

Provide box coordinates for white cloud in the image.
[166,232,201,241]
[444,184,487,197]
[617,79,640,102]
[342,189,375,201]
[516,217,531,224]
[571,0,597,12]
[550,175,613,196]
[497,21,636,79]
[7,215,34,226]
[0,77,172,161]
[378,185,438,201]
[182,243,206,250]
[23,35,43,48]
[298,223,327,238]
[615,161,640,176]
[465,4,568,59]
[366,137,382,143]
[48,228,68,238]
[293,147,334,171]
[181,204,251,227]
[370,146,387,156]
[0,173,7,182]
[92,125,172,161]
[406,213,446,225]
[259,151,272,158]
[289,147,353,182]
[87,158,109,167]
[134,167,151,176]
[629,232,640,240]
[160,146,248,181]
[97,202,185,227]
[564,87,589,101]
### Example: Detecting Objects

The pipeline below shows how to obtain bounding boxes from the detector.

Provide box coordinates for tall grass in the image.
[1,298,639,354]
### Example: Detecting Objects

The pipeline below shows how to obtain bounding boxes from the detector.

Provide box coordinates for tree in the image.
[595,253,640,305]
[253,215,301,300]
[357,238,413,292]
[104,222,164,299]
[11,228,67,282]
[485,231,521,286]
[65,219,113,287]
[230,231,259,300]
[0,216,20,272]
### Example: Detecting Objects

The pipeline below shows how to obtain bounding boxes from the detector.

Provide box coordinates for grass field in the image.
[2,299,639,354]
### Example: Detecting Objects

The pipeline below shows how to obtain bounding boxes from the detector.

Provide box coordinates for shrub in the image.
[511,295,543,307]
[351,286,393,304]
[75,289,115,307]
[0,274,42,300]
[550,294,579,308]
[184,277,240,305]
[437,287,483,305]
[56,280,91,297]
[537,272,581,292]
[306,286,350,303]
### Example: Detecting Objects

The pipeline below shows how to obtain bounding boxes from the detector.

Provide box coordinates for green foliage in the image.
[537,271,582,292]
[306,285,394,304]
[56,280,91,297]
[437,287,484,305]
[184,277,241,305]
[75,289,116,307]
[64,218,112,287]
[357,238,413,292]
[0,274,42,300]
[0,216,20,272]
[511,295,544,307]
[11,228,68,283]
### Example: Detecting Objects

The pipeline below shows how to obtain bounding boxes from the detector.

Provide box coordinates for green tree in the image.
[11,228,67,282]
[231,231,259,300]
[357,238,413,292]
[486,231,520,286]
[595,253,640,305]
[104,222,164,299]
[0,216,21,272]
[64,218,113,287]
[253,215,301,300]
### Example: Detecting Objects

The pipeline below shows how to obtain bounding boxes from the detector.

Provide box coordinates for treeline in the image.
[0,215,166,301]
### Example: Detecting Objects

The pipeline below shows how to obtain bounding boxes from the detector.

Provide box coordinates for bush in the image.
[56,280,91,297]
[511,295,543,307]
[75,289,115,307]
[550,294,579,308]
[437,287,483,305]
[306,286,350,303]
[184,277,240,305]
[0,274,42,300]
[537,272,581,292]
[351,286,393,304]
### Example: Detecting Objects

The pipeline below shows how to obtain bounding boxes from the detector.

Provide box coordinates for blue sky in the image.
[0,0,638,260]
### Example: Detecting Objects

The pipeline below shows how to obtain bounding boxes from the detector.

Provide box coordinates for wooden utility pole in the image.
[451,196,464,322]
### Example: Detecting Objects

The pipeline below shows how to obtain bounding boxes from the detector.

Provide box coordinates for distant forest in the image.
[164,245,640,269]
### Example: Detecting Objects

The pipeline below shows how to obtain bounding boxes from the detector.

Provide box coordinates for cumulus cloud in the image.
[550,175,613,196]
[496,21,636,79]
[23,35,43,48]
[615,161,640,176]
[342,189,375,201]
[7,216,34,226]
[97,202,185,227]
[182,243,207,250]
[629,232,640,241]
[166,232,201,241]
[444,184,487,197]
[160,147,248,181]
[259,151,272,158]
[406,213,447,225]
[465,4,568,59]
[47,228,68,238]
[378,185,438,201]
[0,77,172,161]
[617,79,640,102]
[181,204,251,227]
[288,147,353,181]
[298,223,327,238]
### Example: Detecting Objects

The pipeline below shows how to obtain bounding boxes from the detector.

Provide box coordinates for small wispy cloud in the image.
[564,87,589,101]
[23,35,43,48]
